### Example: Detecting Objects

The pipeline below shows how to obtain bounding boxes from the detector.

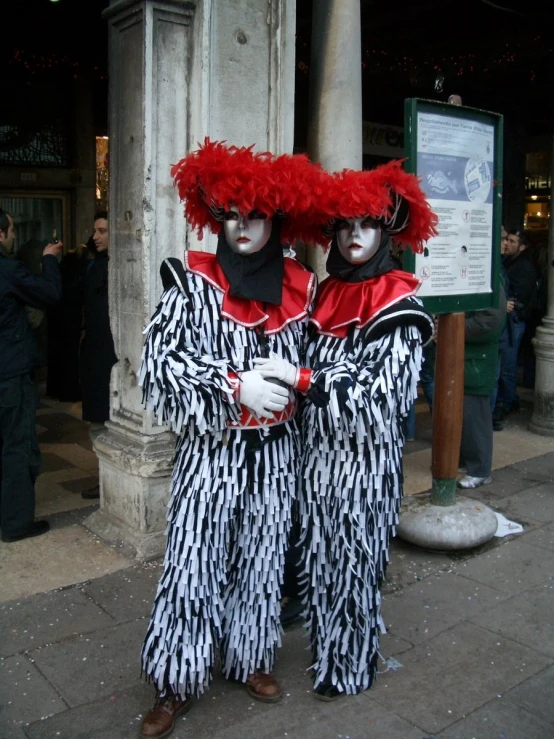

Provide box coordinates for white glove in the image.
[253,352,298,387]
[238,369,289,418]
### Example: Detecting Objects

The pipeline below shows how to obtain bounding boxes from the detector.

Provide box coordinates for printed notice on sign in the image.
[415,112,494,297]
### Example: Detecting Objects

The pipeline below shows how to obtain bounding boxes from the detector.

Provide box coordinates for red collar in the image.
[310,270,421,338]
[185,251,315,334]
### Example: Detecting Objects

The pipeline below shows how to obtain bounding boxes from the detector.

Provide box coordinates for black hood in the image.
[216,219,284,305]
[326,230,396,283]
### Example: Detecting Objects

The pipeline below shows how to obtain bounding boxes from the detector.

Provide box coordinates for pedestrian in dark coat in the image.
[0,208,62,543]
[80,213,117,424]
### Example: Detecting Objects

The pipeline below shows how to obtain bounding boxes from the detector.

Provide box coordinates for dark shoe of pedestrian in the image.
[492,403,505,421]
[280,596,303,627]
[81,484,100,499]
[313,682,342,702]
[457,475,492,489]
[245,672,283,703]
[492,404,505,431]
[140,693,193,739]
[1,520,50,543]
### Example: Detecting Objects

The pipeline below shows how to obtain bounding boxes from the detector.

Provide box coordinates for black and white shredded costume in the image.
[299,272,434,695]
[139,251,315,699]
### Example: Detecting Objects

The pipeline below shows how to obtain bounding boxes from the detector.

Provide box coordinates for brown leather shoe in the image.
[245,672,283,703]
[140,694,193,739]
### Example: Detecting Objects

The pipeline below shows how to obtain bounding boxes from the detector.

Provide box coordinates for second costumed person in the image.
[137,140,324,739]
[255,161,438,699]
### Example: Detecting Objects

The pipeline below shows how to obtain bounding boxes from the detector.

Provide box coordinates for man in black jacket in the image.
[0,208,62,543]
[493,228,538,429]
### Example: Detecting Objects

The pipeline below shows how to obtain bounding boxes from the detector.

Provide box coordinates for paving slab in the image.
[35,476,100,518]
[402,448,433,496]
[34,413,91,445]
[35,467,97,485]
[0,587,116,657]
[39,452,74,474]
[451,539,554,595]
[378,631,415,658]
[383,538,456,594]
[81,563,163,623]
[385,572,510,644]
[510,454,554,483]
[202,695,425,739]
[368,621,551,735]
[22,679,426,739]
[40,443,99,474]
[0,726,28,739]
[462,468,542,502]
[492,483,554,524]
[503,665,554,726]
[519,521,554,552]
[0,525,131,602]
[29,619,148,708]
[0,654,67,736]
[470,581,554,659]
[59,476,100,494]
[24,683,152,739]
[435,696,554,738]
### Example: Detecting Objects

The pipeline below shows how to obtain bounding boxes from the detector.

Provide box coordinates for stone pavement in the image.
[0,389,553,738]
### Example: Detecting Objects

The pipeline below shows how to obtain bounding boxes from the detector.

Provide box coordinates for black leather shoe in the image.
[280,596,303,627]
[313,682,342,701]
[1,520,50,543]
[81,485,100,499]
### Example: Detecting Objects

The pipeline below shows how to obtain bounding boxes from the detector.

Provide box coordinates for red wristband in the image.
[295,367,312,394]
[228,371,240,401]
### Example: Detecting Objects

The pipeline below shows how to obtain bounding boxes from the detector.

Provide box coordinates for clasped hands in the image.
[238,353,298,418]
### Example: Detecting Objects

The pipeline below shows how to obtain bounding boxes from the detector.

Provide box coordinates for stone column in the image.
[306,0,362,278]
[85,0,296,559]
[530,132,554,436]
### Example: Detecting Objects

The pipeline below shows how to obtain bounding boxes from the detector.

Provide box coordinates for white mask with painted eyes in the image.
[223,207,273,255]
[336,217,382,264]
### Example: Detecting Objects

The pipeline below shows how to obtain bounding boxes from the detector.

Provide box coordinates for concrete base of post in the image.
[397,494,498,551]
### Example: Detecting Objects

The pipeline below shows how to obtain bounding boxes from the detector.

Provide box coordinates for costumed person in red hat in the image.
[137,140,322,739]
[254,161,437,700]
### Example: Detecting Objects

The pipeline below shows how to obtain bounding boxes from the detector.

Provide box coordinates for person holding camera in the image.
[0,208,62,543]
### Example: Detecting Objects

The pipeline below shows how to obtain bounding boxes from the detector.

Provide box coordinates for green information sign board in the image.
[403,98,504,314]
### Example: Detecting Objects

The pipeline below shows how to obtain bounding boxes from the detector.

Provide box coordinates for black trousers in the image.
[0,374,41,536]
[460,394,493,478]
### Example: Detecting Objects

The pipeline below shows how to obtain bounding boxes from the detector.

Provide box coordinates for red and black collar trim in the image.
[185,251,315,334]
[310,269,421,338]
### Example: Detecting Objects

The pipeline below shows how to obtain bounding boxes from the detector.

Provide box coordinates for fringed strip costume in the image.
[139,253,315,698]
[138,140,326,703]
[299,287,434,695]
[297,159,438,697]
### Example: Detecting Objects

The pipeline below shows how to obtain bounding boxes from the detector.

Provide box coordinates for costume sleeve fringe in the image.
[306,325,423,442]
[139,286,239,435]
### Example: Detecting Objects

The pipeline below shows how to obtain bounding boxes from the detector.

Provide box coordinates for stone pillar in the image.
[306,0,362,278]
[85,0,296,559]
[529,132,554,436]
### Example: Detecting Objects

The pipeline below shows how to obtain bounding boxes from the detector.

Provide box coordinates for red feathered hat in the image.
[170,138,327,244]
[313,160,438,253]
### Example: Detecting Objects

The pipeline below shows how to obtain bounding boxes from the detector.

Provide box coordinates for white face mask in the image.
[223,207,273,255]
[336,217,382,264]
